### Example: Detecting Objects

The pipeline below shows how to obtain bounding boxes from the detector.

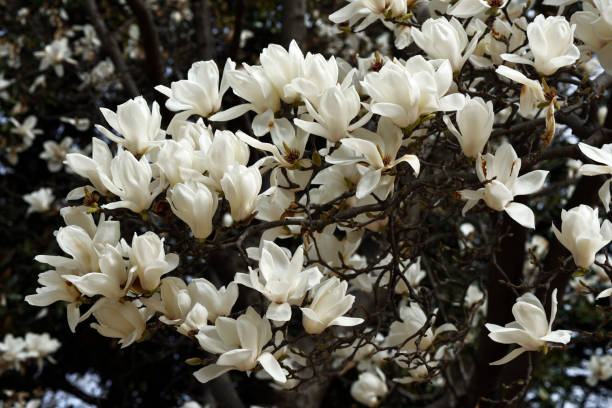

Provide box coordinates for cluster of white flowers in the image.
[0,332,60,375]
[18,0,612,402]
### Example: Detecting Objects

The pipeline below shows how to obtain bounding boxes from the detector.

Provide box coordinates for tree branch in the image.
[84,0,139,98]
[125,0,165,87]
[194,0,216,60]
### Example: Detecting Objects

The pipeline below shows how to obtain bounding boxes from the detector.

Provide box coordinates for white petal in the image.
[193,364,233,383]
[489,347,528,365]
[258,352,286,383]
[505,202,535,229]
[513,170,548,196]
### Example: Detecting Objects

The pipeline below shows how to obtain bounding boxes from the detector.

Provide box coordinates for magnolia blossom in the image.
[449,0,509,17]
[188,278,239,323]
[495,66,546,118]
[237,117,309,168]
[329,0,407,32]
[465,283,485,310]
[328,118,420,198]
[167,182,218,239]
[65,138,113,199]
[361,57,463,128]
[220,164,262,221]
[155,60,230,119]
[23,187,54,214]
[39,136,76,172]
[10,115,43,146]
[34,38,76,77]
[235,241,322,322]
[385,303,456,352]
[486,289,572,365]
[90,299,148,348]
[129,232,179,292]
[552,205,612,268]
[154,139,207,186]
[350,369,389,407]
[578,143,612,211]
[294,84,372,143]
[460,143,549,229]
[96,96,164,155]
[63,244,135,301]
[443,96,494,159]
[301,277,364,334]
[193,307,285,383]
[411,17,480,72]
[586,354,612,386]
[209,61,280,125]
[501,15,579,76]
[204,130,250,185]
[100,148,164,213]
[379,256,426,294]
[285,53,343,107]
[572,0,612,74]
[260,40,304,103]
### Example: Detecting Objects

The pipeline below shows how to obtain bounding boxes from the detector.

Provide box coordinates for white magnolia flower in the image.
[578,143,612,211]
[501,15,579,76]
[285,53,343,107]
[209,61,281,126]
[470,18,527,68]
[378,256,426,294]
[155,60,230,119]
[154,139,207,186]
[90,299,148,348]
[152,277,193,325]
[204,130,250,185]
[167,182,218,240]
[260,40,304,103]
[63,243,135,301]
[552,205,612,268]
[96,96,164,155]
[129,232,179,292]
[459,143,549,229]
[0,334,29,366]
[465,283,486,310]
[294,84,372,143]
[350,369,389,407]
[411,17,481,72]
[235,241,322,322]
[301,277,364,334]
[486,289,572,365]
[10,115,43,146]
[572,0,612,74]
[329,0,407,32]
[385,303,456,352]
[237,116,309,168]
[361,57,464,128]
[443,96,494,159]
[39,136,76,172]
[188,278,239,323]
[100,148,165,213]
[24,333,61,362]
[220,164,262,221]
[328,117,420,198]
[449,0,509,17]
[586,354,612,386]
[23,187,54,214]
[65,138,113,199]
[26,212,120,331]
[34,38,77,77]
[194,307,286,383]
[495,66,546,119]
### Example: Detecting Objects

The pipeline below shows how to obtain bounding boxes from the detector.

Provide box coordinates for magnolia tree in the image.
[4,0,612,407]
